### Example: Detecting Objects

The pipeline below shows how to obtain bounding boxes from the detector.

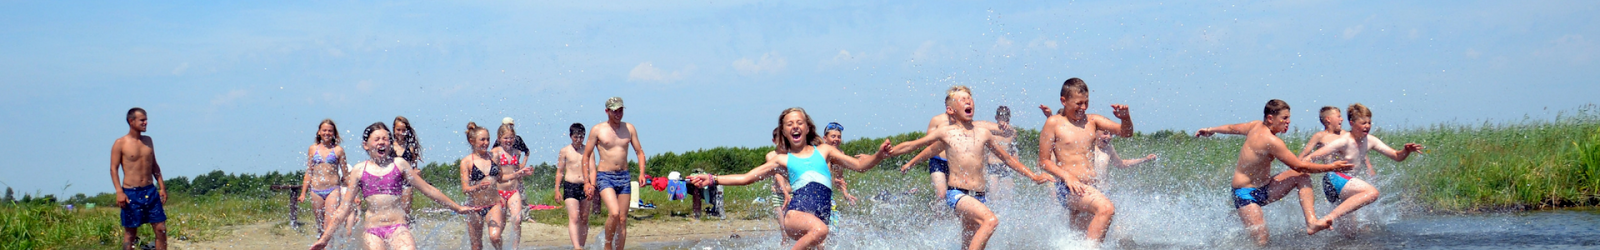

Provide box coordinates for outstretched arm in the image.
[1301,137,1350,163]
[987,138,1050,184]
[1271,138,1352,173]
[889,129,944,156]
[401,160,473,212]
[899,143,946,173]
[1102,145,1156,168]
[690,161,781,187]
[1369,136,1421,162]
[826,140,892,172]
[1196,121,1258,137]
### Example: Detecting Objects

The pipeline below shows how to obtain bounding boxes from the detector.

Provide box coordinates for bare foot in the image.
[1306,218,1332,235]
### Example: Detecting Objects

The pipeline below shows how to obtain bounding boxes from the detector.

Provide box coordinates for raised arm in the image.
[1196,121,1259,137]
[826,140,891,172]
[629,124,648,184]
[1270,138,1352,173]
[1092,105,1134,137]
[1369,136,1420,162]
[690,160,782,187]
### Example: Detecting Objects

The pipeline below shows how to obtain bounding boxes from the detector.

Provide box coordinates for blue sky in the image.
[2,0,1596,196]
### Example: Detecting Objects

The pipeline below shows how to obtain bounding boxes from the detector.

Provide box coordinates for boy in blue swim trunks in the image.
[1301,103,1423,235]
[110,107,168,250]
[888,86,1052,250]
[1196,99,1352,245]
[581,97,649,250]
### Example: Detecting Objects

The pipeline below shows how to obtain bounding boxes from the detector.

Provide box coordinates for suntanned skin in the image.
[581,107,648,250]
[688,110,892,250]
[491,132,536,250]
[1036,104,1157,242]
[1195,108,1353,246]
[299,123,348,237]
[460,129,503,250]
[1036,90,1134,245]
[888,91,1052,250]
[1301,115,1423,235]
[898,117,1010,204]
[1297,111,1346,162]
[311,129,479,250]
[555,132,592,250]
[823,130,859,205]
[111,111,167,250]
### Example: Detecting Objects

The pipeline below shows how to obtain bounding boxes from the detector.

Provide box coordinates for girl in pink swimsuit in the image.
[311,122,480,250]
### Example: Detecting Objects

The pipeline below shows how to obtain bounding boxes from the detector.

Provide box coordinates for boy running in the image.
[1301,103,1423,235]
[110,107,168,250]
[1298,106,1346,159]
[581,97,648,250]
[1035,78,1134,244]
[1194,99,1352,245]
[556,123,592,249]
[887,86,1052,250]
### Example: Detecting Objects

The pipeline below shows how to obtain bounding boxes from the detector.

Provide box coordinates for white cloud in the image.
[732,52,787,75]
[1027,37,1059,50]
[911,41,937,62]
[210,89,248,105]
[356,80,376,92]
[171,62,189,75]
[1465,48,1481,59]
[1343,24,1364,40]
[628,62,690,82]
[1534,34,1597,63]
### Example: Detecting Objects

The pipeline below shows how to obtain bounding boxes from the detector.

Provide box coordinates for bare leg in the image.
[931,172,949,204]
[390,226,417,250]
[506,193,525,250]
[123,227,138,250]
[1264,171,1319,230]
[468,208,485,250]
[361,228,386,250]
[1236,204,1269,246]
[599,189,626,250]
[953,196,999,250]
[1066,186,1115,244]
[487,205,506,250]
[151,222,168,250]
[1311,179,1379,235]
[311,193,328,236]
[781,210,830,250]
[612,193,631,250]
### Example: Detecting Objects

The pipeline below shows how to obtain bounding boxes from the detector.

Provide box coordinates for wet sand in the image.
[168,216,776,249]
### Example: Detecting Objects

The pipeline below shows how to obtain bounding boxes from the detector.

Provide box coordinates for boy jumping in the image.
[1301,103,1423,235]
[1195,99,1352,245]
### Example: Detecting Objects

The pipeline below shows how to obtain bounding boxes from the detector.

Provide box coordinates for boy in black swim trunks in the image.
[110,107,168,250]
[555,123,591,249]
[1195,99,1352,245]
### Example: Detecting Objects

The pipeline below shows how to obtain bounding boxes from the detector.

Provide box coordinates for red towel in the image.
[651,177,669,191]
[527,204,561,210]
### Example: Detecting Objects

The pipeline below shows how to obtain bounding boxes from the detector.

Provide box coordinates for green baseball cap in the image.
[606,97,625,111]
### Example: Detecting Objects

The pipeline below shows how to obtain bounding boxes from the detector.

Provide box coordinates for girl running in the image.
[298,119,346,237]
[311,122,479,250]
[460,122,506,250]
[492,122,537,249]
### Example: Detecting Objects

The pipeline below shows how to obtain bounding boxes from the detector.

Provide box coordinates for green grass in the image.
[0,193,288,249]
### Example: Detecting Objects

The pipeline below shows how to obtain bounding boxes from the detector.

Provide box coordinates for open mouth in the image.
[790,130,804,142]
[964,106,974,116]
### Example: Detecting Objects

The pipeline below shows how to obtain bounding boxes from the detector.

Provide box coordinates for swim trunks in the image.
[596,170,632,195]
[1323,172,1353,203]
[561,181,587,201]
[120,185,167,228]
[945,188,988,209]
[1232,183,1272,208]
[1053,181,1079,207]
[929,156,950,174]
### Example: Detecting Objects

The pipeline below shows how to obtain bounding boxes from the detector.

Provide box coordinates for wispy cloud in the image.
[210,89,248,106]
[732,52,787,75]
[628,62,691,82]
[171,62,189,76]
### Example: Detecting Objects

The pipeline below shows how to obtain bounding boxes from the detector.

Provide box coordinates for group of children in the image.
[107,80,1423,250]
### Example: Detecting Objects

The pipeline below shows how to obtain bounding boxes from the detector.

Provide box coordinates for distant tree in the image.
[2,187,12,204]
[21,194,30,204]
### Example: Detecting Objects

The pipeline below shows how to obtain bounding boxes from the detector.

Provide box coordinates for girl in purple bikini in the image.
[299,119,347,237]
[311,122,480,250]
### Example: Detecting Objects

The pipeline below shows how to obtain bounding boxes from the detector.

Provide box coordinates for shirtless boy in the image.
[110,107,168,250]
[556,123,592,249]
[1035,78,1135,244]
[581,97,648,250]
[887,86,1051,250]
[1301,103,1423,235]
[1298,106,1346,159]
[1195,99,1353,245]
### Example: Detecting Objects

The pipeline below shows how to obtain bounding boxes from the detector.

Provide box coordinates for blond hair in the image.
[1347,103,1371,121]
[944,85,972,106]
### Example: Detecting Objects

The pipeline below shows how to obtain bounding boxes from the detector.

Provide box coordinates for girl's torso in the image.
[355,160,408,226]
[307,145,342,189]
[463,153,500,204]
[492,147,522,190]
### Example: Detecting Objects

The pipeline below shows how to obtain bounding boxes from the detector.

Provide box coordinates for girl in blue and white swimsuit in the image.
[687,107,892,250]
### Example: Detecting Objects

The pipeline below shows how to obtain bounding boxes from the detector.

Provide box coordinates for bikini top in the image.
[468,160,501,182]
[786,146,832,189]
[360,162,405,197]
[311,149,338,164]
[497,152,519,166]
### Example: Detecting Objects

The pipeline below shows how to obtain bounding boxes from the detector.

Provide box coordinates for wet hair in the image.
[465,122,488,142]
[570,123,586,136]
[777,107,821,147]
[1060,78,1088,98]
[1347,103,1371,121]
[944,85,972,106]
[1264,99,1291,119]
[315,119,342,145]
[996,106,1011,121]
[394,116,420,161]
[126,107,146,122]
[362,122,390,143]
